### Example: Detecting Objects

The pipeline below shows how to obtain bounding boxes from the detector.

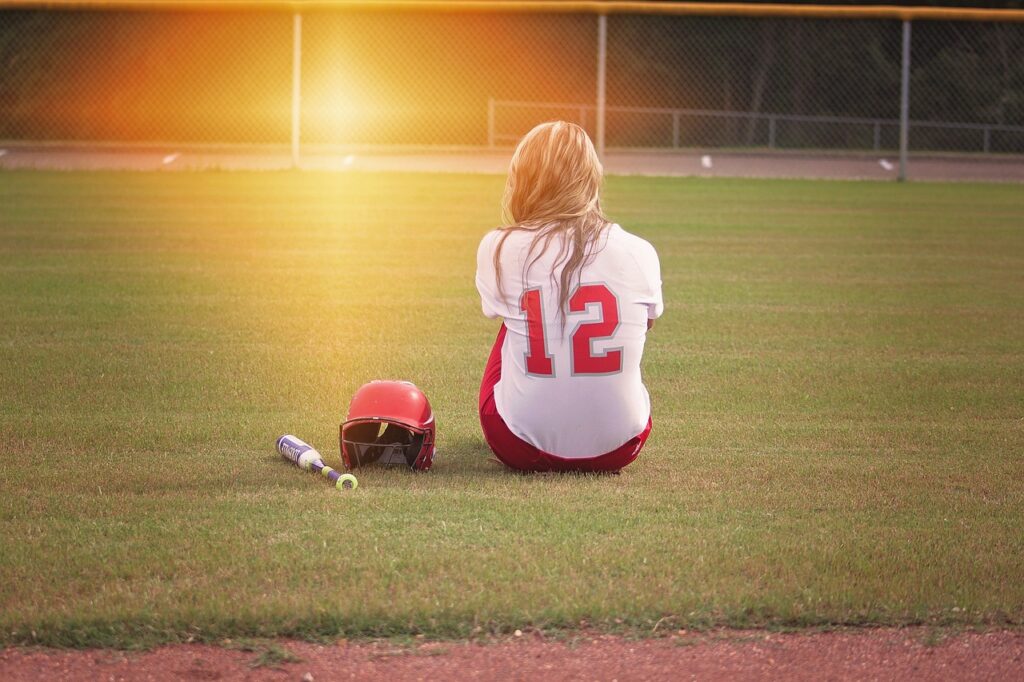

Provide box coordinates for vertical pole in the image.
[671,111,680,149]
[983,127,991,154]
[898,19,911,182]
[487,98,496,148]
[596,13,607,159]
[768,116,777,149]
[291,12,302,169]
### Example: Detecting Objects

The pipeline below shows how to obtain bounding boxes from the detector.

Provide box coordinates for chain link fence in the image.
[600,15,904,151]
[1,9,292,144]
[302,10,597,148]
[1,4,1023,174]
[496,14,1024,156]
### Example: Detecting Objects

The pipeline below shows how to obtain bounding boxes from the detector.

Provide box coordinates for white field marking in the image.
[342,154,356,166]
[879,159,894,171]
[162,152,180,165]
[700,154,713,169]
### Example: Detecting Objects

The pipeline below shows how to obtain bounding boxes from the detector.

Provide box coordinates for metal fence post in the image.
[898,19,911,182]
[983,127,991,153]
[596,13,607,159]
[768,116,777,149]
[487,97,496,148]
[291,12,302,169]
[671,111,680,149]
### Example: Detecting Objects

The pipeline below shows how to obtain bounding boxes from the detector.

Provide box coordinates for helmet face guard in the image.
[340,418,435,470]
[339,380,436,471]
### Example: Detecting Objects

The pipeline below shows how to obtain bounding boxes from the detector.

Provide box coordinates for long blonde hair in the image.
[494,121,609,325]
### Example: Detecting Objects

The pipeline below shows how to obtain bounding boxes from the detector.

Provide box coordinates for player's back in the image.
[476,223,663,457]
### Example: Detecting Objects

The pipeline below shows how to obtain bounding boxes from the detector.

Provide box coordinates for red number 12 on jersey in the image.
[519,284,622,376]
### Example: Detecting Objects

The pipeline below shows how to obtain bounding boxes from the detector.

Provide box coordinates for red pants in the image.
[478,324,651,473]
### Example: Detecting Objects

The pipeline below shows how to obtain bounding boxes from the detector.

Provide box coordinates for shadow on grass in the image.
[436,435,627,481]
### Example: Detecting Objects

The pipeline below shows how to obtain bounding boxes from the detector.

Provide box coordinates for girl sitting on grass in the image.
[476,121,663,473]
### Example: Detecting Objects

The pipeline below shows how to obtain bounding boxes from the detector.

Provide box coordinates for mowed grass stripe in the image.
[0,171,1022,647]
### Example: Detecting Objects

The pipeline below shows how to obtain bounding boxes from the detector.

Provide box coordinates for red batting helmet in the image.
[339,380,436,471]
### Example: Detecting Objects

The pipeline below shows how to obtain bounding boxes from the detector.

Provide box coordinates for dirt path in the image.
[2,145,1023,182]
[2,629,1022,681]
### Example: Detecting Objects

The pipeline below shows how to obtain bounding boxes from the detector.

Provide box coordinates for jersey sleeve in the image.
[633,239,664,320]
[475,230,504,319]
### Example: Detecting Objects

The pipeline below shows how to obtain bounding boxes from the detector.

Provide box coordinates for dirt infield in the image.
[2,629,1022,681]
[1,144,1023,182]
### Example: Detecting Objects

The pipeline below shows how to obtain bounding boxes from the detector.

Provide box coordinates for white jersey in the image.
[476,223,664,458]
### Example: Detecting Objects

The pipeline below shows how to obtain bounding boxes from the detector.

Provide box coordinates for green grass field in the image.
[1,171,1022,648]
